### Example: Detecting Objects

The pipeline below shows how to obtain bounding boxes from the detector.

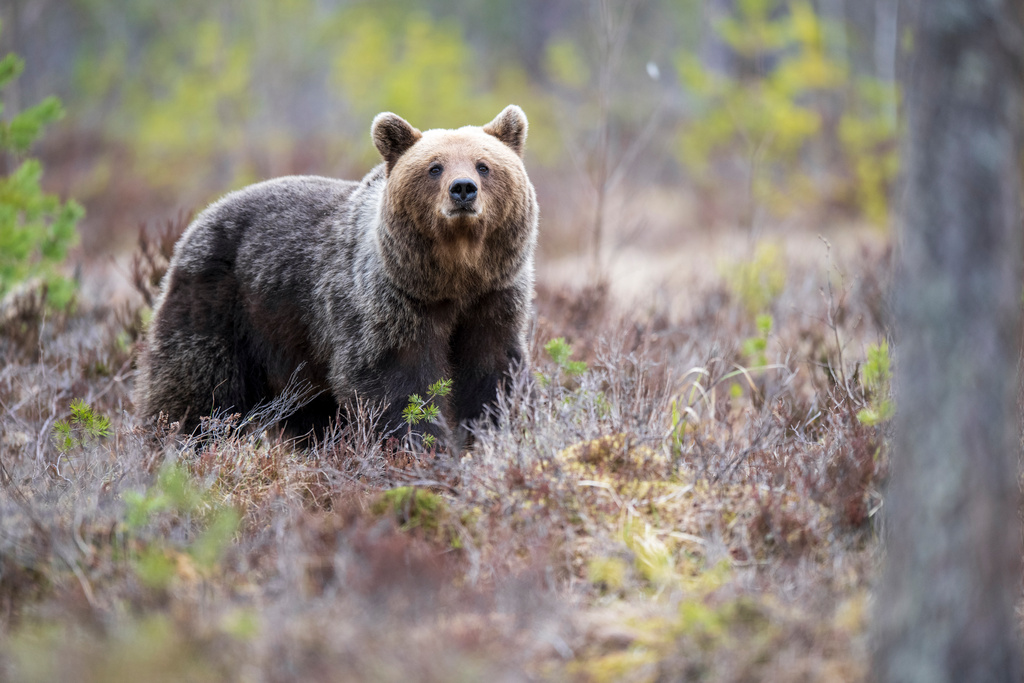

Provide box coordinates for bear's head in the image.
[370,106,537,297]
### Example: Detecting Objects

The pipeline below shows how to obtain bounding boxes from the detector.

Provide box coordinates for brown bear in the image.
[135,106,538,441]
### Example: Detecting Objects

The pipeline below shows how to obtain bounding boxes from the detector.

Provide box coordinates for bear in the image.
[135,105,538,442]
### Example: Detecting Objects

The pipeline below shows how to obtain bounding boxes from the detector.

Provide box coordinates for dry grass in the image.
[0,235,891,681]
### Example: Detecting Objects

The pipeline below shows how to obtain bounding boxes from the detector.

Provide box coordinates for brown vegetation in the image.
[0,230,890,681]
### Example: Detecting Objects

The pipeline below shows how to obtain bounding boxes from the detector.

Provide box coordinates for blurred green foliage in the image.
[327,6,560,165]
[0,22,82,309]
[122,462,240,588]
[70,0,560,193]
[332,11,482,128]
[741,313,775,367]
[3,0,899,234]
[8,615,226,683]
[838,80,900,225]
[857,340,894,426]
[372,486,447,535]
[678,0,898,223]
[126,20,253,189]
[724,242,787,316]
[74,0,258,192]
[545,37,590,91]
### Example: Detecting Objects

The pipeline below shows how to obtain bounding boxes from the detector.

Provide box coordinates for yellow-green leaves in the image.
[127,20,252,190]
[122,463,241,589]
[857,341,894,425]
[678,0,897,223]
[545,38,589,89]
[724,243,787,316]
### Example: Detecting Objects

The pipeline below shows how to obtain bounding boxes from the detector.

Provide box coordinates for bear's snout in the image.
[448,178,478,207]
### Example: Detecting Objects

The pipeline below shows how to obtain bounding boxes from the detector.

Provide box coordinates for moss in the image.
[588,557,629,593]
[372,486,446,532]
[558,433,668,478]
[371,486,467,549]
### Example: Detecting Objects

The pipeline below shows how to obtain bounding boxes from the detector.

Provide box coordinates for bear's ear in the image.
[483,105,528,157]
[372,112,422,174]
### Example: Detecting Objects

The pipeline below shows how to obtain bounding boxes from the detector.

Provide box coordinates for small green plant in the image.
[537,337,606,420]
[402,378,452,448]
[52,399,111,453]
[122,463,240,588]
[857,341,894,426]
[668,360,786,457]
[0,21,83,309]
[122,463,203,530]
[545,337,588,375]
[741,314,774,367]
[668,398,689,453]
[537,337,588,388]
[724,243,787,316]
[623,518,676,589]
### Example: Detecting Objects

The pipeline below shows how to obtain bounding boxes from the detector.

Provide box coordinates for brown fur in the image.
[136,107,538,442]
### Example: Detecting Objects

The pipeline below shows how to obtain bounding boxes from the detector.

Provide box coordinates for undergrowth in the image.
[0,245,891,682]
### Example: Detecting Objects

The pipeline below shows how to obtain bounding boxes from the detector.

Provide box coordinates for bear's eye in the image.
[476,163,490,176]
[429,164,443,177]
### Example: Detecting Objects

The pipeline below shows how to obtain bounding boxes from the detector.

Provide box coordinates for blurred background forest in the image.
[1,0,899,307]
[0,2,920,678]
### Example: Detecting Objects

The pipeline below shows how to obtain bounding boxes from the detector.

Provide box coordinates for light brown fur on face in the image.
[374,107,536,302]
[389,130,519,267]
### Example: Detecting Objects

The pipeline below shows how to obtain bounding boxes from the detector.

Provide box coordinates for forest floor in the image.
[0,223,891,682]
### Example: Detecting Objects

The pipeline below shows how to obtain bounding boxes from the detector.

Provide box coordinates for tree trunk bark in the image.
[700,0,735,76]
[873,1,1024,681]
[873,0,899,127]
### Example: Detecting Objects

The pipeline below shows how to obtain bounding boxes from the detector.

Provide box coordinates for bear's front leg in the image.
[336,333,454,444]
[449,286,528,426]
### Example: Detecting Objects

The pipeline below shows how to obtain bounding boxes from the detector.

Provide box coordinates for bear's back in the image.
[139,175,365,431]
[170,175,361,280]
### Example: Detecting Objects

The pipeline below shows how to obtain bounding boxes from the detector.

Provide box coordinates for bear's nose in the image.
[449,178,478,204]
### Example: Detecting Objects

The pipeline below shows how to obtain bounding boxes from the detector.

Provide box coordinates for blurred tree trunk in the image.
[840,0,873,75]
[873,0,1024,681]
[872,0,899,127]
[816,0,847,65]
[872,0,898,82]
[700,0,735,76]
